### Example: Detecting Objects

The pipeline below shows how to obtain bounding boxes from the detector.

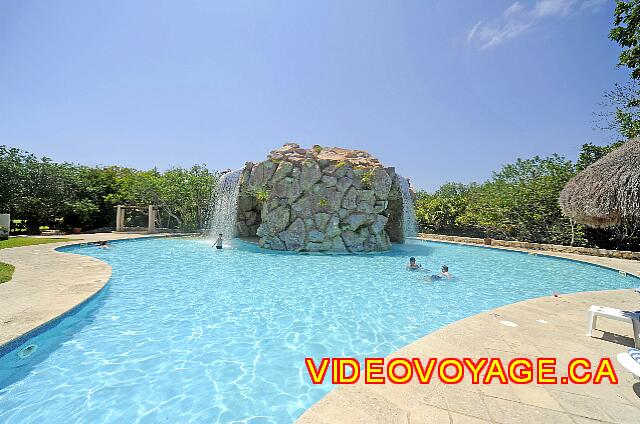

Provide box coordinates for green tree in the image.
[602,2,640,140]
[415,183,475,234]
[458,155,582,245]
[595,82,640,140]
[0,145,219,233]
[107,166,217,231]
[576,141,624,171]
[0,146,72,233]
[611,0,640,79]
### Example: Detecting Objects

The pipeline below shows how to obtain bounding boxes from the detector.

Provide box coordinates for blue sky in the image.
[0,0,627,190]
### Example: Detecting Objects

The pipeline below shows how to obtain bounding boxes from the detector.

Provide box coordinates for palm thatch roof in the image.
[559,138,640,228]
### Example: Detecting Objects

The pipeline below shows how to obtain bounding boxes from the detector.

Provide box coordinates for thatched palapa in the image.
[559,137,640,228]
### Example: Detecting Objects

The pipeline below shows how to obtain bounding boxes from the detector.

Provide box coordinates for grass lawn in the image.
[0,262,15,284]
[0,237,70,250]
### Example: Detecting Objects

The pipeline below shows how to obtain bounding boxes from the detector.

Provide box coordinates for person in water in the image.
[429,265,452,281]
[214,233,223,250]
[98,240,109,249]
[406,257,422,270]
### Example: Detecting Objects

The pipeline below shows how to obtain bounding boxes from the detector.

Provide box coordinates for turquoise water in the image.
[0,238,636,423]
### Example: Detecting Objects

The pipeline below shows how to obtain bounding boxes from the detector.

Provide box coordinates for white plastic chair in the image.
[586,305,640,348]
[617,348,640,380]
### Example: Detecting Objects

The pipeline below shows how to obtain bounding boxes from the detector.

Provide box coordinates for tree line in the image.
[415,142,638,251]
[0,145,218,234]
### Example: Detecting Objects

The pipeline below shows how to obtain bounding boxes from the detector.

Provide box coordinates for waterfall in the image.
[208,169,242,239]
[397,174,417,239]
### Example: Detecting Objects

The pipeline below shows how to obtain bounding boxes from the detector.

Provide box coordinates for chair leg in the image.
[586,312,596,337]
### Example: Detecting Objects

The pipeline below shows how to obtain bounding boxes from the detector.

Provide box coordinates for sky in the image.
[0,0,629,190]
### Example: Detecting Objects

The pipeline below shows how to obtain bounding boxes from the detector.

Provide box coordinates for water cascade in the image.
[397,174,417,239]
[208,169,242,239]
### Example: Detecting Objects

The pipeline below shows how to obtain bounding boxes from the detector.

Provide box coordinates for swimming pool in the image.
[0,238,636,423]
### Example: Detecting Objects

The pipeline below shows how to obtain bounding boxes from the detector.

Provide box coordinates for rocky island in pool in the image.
[223,143,417,252]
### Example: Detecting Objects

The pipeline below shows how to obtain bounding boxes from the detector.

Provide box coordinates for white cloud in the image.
[467,0,601,50]
[504,2,526,17]
[467,20,533,50]
[580,0,608,11]
[533,0,575,18]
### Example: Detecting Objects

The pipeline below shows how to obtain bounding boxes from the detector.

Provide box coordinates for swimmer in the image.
[428,265,452,281]
[406,257,422,270]
[213,233,223,250]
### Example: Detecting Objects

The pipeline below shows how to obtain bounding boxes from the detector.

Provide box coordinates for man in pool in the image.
[429,265,452,281]
[406,257,422,270]
[213,233,223,250]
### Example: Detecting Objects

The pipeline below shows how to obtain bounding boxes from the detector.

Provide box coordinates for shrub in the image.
[360,169,375,189]
[255,187,270,202]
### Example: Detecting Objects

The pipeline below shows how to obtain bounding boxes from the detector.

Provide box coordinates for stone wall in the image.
[419,233,640,261]
[236,143,408,252]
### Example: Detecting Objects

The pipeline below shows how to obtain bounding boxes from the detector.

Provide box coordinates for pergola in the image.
[115,205,157,233]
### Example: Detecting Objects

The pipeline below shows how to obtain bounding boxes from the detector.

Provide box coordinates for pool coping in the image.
[297,236,640,424]
[0,232,196,353]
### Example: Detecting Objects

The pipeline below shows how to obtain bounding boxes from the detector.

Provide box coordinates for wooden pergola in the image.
[115,205,157,233]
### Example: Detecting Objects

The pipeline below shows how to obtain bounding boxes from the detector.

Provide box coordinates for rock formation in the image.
[235,143,411,252]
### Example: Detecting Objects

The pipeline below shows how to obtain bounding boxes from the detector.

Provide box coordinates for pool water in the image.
[0,238,636,423]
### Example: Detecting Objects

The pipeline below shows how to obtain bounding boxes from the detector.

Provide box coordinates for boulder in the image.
[249,160,277,188]
[300,160,322,190]
[336,176,352,192]
[308,230,324,243]
[330,236,348,252]
[234,143,412,252]
[371,214,388,234]
[326,215,341,238]
[372,168,392,199]
[321,175,337,187]
[261,206,290,235]
[314,212,331,230]
[272,174,302,201]
[345,213,372,231]
[269,236,286,250]
[342,187,358,210]
[281,218,306,251]
[341,230,367,252]
[305,242,325,252]
[272,161,294,182]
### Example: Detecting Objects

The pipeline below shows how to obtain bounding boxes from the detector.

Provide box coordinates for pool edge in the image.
[0,233,194,352]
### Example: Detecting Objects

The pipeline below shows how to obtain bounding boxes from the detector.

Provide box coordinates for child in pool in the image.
[406,257,422,270]
[429,265,452,281]
[213,234,223,250]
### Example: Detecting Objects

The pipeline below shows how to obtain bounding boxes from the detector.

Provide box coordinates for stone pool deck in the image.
[0,233,180,346]
[298,240,640,424]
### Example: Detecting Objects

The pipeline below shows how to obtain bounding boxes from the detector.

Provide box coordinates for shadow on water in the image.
[0,286,110,391]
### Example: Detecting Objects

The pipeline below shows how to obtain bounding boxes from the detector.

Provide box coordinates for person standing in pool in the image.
[213,233,223,250]
[406,257,422,270]
[429,265,452,281]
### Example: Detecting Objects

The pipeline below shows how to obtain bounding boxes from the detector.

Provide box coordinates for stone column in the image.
[0,214,10,240]
[148,205,156,233]
[116,206,123,232]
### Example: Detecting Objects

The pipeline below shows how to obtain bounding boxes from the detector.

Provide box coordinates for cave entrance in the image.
[236,193,262,238]
[384,196,404,243]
